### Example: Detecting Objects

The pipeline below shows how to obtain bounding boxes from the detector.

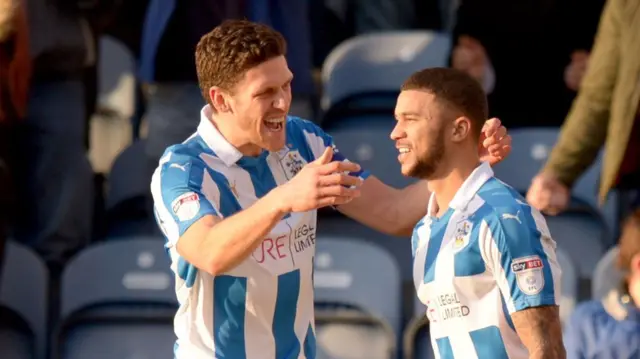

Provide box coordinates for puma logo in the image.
[502,210,522,224]
[170,163,187,172]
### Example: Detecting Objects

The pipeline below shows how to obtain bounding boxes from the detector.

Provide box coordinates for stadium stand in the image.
[0,241,48,359]
[53,238,176,359]
[314,237,402,359]
[320,31,452,128]
[105,139,157,238]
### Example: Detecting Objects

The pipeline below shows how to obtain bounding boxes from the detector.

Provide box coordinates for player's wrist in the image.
[265,186,291,216]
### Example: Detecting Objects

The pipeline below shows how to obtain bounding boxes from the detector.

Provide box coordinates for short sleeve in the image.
[295,118,370,180]
[151,154,221,247]
[481,211,561,313]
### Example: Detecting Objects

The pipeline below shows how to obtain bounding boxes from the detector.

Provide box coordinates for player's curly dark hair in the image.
[195,19,287,105]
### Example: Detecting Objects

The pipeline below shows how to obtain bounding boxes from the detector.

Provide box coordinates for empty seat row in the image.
[1,234,618,359]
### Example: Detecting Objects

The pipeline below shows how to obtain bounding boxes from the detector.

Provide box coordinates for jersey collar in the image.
[197,105,244,167]
[428,161,494,215]
[450,161,494,210]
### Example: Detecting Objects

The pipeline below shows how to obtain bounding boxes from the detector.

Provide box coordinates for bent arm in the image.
[176,190,285,276]
[338,176,430,237]
[543,0,621,187]
[151,156,287,276]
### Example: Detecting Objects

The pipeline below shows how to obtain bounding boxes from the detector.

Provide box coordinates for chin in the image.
[400,163,416,178]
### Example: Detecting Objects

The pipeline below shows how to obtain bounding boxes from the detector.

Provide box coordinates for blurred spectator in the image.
[451,0,605,128]
[1,0,120,268]
[135,0,315,163]
[563,209,640,358]
[526,0,640,222]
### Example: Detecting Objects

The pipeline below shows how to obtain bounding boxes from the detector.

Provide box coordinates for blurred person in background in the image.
[450,0,605,128]
[132,0,315,165]
[563,209,640,358]
[526,0,640,225]
[0,0,119,269]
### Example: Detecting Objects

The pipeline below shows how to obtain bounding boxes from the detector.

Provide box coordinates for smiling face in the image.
[391,90,448,179]
[196,20,291,156]
[214,56,293,154]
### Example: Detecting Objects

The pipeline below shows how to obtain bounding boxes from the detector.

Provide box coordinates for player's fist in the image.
[526,172,570,215]
[274,146,363,213]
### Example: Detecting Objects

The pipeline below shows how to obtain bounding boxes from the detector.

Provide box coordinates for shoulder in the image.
[152,137,226,192]
[474,178,547,241]
[286,116,334,161]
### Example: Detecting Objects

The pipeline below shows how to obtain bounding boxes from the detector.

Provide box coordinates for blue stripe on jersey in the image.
[286,117,325,163]
[303,324,316,358]
[424,209,454,283]
[411,218,426,258]
[213,276,248,359]
[238,152,291,220]
[453,220,486,277]
[177,257,198,288]
[159,154,219,233]
[273,270,302,358]
[478,178,557,309]
[435,336,454,359]
[469,326,509,359]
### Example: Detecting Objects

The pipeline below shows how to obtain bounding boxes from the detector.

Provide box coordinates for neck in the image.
[428,151,480,215]
[210,112,262,157]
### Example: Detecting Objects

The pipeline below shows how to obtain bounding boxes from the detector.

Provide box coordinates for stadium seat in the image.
[105,140,157,237]
[97,36,136,121]
[591,246,622,301]
[53,238,177,359]
[402,296,435,359]
[545,212,607,281]
[491,128,560,192]
[0,241,48,359]
[314,237,402,359]
[555,247,578,324]
[492,127,618,240]
[327,115,417,190]
[320,31,452,125]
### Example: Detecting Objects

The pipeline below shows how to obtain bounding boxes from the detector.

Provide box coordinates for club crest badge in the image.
[281,150,306,179]
[452,219,472,252]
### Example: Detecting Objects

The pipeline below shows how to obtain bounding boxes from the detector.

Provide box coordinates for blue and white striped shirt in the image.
[412,162,562,359]
[150,105,369,359]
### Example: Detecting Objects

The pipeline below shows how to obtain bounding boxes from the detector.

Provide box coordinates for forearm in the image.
[543,0,619,187]
[338,177,430,237]
[199,190,286,275]
[512,306,566,359]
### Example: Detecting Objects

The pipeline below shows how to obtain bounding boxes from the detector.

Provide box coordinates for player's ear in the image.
[210,86,231,113]
[451,116,472,143]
